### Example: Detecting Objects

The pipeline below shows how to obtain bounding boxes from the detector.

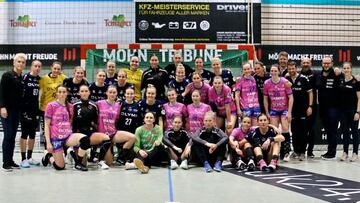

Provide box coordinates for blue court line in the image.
[167,168,175,202]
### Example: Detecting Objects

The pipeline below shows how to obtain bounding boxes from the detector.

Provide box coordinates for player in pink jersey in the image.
[97,85,136,166]
[182,72,210,105]
[41,85,91,171]
[164,88,188,131]
[208,76,237,135]
[235,63,261,126]
[263,64,293,161]
[186,90,212,135]
[229,117,256,171]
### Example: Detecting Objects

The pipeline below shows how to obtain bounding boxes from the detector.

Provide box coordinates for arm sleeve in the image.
[163,130,175,148]
[133,127,142,153]
[191,128,207,146]
[215,129,229,146]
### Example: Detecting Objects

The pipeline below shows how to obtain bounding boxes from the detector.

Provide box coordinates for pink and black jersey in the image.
[45,101,72,139]
[96,100,120,137]
[208,85,236,116]
[235,76,260,109]
[188,82,210,104]
[263,77,292,111]
[187,103,211,134]
[230,127,255,141]
[164,102,188,131]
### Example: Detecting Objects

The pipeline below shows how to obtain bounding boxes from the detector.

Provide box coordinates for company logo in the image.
[152,22,166,29]
[338,49,351,62]
[63,48,77,61]
[200,20,210,31]
[183,22,196,30]
[104,15,132,28]
[9,15,36,28]
[217,4,248,12]
[138,20,149,31]
[169,22,179,29]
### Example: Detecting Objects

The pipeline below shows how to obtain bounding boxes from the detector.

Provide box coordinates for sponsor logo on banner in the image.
[104,14,132,28]
[199,20,210,31]
[168,22,179,29]
[9,15,36,28]
[338,49,351,63]
[152,22,166,29]
[138,20,149,30]
[63,48,77,61]
[183,21,197,30]
[216,4,248,12]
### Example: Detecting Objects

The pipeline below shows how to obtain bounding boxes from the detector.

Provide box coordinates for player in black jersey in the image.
[89,70,108,102]
[248,114,284,172]
[209,57,234,88]
[72,85,112,169]
[116,70,134,102]
[139,85,165,129]
[253,61,270,113]
[63,66,89,103]
[20,60,42,168]
[117,87,141,134]
[168,64,190,102]
[105,60,117,85]
[165,51,193,80]
[190,57,213,83]
[163,116,191,170]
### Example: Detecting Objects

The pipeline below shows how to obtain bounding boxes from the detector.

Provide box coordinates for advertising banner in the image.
[256,45,360,67]
[135,2,261,43]
[0,45,80,66]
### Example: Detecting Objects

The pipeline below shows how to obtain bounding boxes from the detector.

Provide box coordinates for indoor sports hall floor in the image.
[0,151,359,203]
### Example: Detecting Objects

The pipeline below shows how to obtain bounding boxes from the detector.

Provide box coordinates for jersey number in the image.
[125,118,132,125]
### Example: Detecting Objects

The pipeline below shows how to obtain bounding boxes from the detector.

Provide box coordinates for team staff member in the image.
[63,66,88,104]
[89,70,108,102]
[123,55,143,101]
[248,114,284,172]
[105,60,117,85]
[192,112,228,173]
[0,53,26,171]
[286,61,313,161]
[39,61,67,148]
[317,57,341,160]
[300,57,317,158]
[141,54,169,101]
[278,51,289,77]
[41,85,90,171]
[339,62,359,162]
[20,60,42,168]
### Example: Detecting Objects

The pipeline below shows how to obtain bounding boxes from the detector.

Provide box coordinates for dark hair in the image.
[257,113,268,121]
[287,61,297,67]
[56,84,70,116]
[270,64,280,72]
[254,61,264,67]
[52,61,62,67]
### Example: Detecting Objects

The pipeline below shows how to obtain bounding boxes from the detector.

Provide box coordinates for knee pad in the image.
[79,136,91,150]
[53,162,65,170]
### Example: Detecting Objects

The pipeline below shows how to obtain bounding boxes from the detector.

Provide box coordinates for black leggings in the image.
[291,117,308,154]
[191,142,226,166]
[136,145,168,167]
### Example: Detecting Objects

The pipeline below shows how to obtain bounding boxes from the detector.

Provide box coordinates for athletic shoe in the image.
[74,163,88,172]
[98,161,110,170]
[350,153,358,162]
[299,153,305,161]
[28,158,40,166]
[2,165,12,172]
[125,162,136,170]
[213,161,222,172]
[10,162,20,169]
[283,153,291,162]
[258,159,267,171]
[321,153,336,160]
[307,153,315,159]
[115,157,126,165]
[134,158,149,174]
[340,152,348,161]
[268,159,278,170]
[170,160,178,170]
[204,161,212,173]
[179,160,188,170]
[236,160,246,171]
[20,160,30,168]
[290,152,299,159]
[247,159,255,171]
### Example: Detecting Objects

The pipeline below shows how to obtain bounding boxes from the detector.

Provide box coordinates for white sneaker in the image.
[125,162,136,170]
[340,152,348,161]
[283,153,290,162]
[179,160,188,170]
[20,160,30,168]
[98,160,109,170]
[66,148,74,165]
[28,158,40,166]
[170,160,178,170]
[350,153,358,162]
